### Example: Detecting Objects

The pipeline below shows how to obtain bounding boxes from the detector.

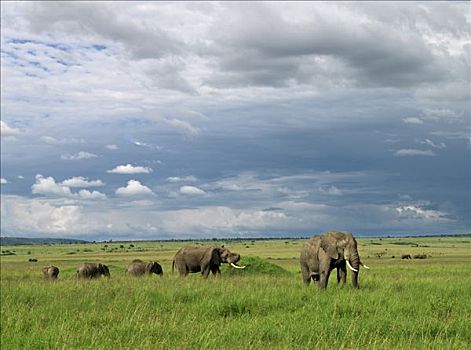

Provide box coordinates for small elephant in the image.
[413,254,427,259]
[77,263,110,279]
[401,254,412,259]
[300,231,369,289]
[172,246,245,278]
[43,265,59,280]
[127,261,163,277]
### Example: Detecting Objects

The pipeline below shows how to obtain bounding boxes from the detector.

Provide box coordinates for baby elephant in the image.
[127,261,163,277]
[43,265,60,280]
[77,262,110,279]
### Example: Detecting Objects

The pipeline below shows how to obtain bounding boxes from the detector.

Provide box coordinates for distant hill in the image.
[0,237,89,246]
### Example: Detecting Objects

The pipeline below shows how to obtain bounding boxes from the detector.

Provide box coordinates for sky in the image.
[1,1,470,240]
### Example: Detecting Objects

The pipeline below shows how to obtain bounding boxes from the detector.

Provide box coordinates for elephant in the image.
[413,254,427,259]
[127,261,163,277]
[300,231,369,289]
[77,263,110,279]
[401,254,412,259]
[43,265,59,280]
[172,246,245,277]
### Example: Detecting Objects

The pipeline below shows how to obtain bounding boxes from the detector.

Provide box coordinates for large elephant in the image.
[77,263,110,279]
[127,261,163,277]
[43,265,59,280]
[172,246,245,277]
[300,231,369,289]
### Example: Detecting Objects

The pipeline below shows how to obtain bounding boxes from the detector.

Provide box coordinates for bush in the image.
[222,256,290,276]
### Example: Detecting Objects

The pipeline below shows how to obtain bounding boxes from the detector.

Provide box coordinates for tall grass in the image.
[1,237,470,349]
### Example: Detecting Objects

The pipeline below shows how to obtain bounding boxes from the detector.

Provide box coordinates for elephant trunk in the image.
[349,253,360,288]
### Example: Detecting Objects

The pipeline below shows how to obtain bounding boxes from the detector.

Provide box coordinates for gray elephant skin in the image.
[127,261,163,277]
[43,265,59,280]
[172,246,245,277]
[300,231,368,289]
[77,263,110,279]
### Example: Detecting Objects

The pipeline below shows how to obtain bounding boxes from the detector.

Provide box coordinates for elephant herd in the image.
[42,246,246,280]
[42,232,373,289]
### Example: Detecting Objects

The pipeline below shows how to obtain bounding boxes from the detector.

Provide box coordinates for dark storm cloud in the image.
[24,2,182,60]
[204,2,456,88]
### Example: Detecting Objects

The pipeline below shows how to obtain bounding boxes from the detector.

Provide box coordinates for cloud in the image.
[403,117,424,124]
[164,118,201,136]
[1,120,22,139]
[421,139,446,149]
[61,176,104,187]
[1,178,8,184]
[32,174,106,199]
[396,205,448,220]
[41,136,84,144]
[77,189,107,200]
[394,149,436,157]
[180,185,206,195]
[106,144,118,150]
[167,176,198,183]
[32,174,74,197]
[318,185,343,196]
[107,164,153,174]
[61,151,98,160]
[115,180,154,196]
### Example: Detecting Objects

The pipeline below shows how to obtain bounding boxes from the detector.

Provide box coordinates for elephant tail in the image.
[172,259,175,274]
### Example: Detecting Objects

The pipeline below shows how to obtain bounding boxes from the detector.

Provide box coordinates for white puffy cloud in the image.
[180,185,206,195]
[394,149,436,157]
[78,189,107,200]
[1,178,8,184]
[61,176,104,187]
[41,136,84,144]
[106,144,119,150]
[61,151,98,160]
[32,174,74,197]
[32,174,106,199]
[107,164,152,174]
[115,180,154,196]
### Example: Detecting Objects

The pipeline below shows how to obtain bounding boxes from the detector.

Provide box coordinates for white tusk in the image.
[346,260,358,272]
[230,263,246,269]
[361,263,370,269]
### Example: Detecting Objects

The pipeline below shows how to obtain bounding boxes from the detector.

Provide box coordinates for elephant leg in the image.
[337,266,347,285]
[210,265,221,277]
[300,263,311,286]
[201,266,210,278]
[318,260,332,289]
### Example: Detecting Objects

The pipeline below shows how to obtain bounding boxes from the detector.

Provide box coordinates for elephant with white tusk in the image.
[172,246,245,278]
[300,231,369,289]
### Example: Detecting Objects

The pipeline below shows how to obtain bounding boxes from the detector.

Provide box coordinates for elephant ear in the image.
[209,247,222,265]
[320,234,339,260]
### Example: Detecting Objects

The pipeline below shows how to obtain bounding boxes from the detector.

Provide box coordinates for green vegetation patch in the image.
[222,256,290,276]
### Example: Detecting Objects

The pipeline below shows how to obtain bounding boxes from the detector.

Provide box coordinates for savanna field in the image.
[1,236,470,349]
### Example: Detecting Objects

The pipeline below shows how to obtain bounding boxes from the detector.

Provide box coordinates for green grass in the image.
[1,236,470,349]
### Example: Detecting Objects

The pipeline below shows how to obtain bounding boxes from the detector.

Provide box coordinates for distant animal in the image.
[300,231,369,289]
[172,246,245,277]
[127,261,163,277]
[28,258,38,262]
[77,263,110,279]
[413,254,427,259]
[401,254,412,259]
[43,265,59,280]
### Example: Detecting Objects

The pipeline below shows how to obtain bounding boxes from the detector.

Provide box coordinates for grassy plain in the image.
[1,236,470,349]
